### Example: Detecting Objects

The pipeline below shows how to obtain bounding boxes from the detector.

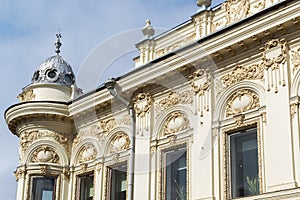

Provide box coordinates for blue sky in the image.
[0,0,224,199]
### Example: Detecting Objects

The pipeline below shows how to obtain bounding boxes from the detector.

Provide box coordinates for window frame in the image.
[223,121,262,199]
[30,175,58,200]
[105,162,128,200]
[76,172,95,200]
[161,144,188,200]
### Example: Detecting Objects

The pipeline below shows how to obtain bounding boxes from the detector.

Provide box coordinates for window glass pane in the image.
[108,165,127,200]
[230,128,259,198]
[165,148,187,200]
[31,177,55,200]
[78,174,94,200]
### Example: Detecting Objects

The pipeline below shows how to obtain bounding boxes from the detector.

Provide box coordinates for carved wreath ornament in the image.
[226,89,260,117]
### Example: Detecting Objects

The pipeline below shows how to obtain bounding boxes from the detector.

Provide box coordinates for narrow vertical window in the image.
[77,173,94,200]
[107,164,127,200]
[164,147,187,200]
[229,128,259,198]
[31,177,56,200]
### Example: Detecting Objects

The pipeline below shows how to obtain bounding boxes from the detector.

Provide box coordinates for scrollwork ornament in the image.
[224,0,250,24]
[100,118,117,134]
[14,167,26,181]
[221,64,264,88]
[17,89,35,102]
[134,93,152,135]
[78,144,97,164]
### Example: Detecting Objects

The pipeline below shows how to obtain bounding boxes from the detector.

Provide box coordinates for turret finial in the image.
[142,19,155,39]
[55,32,62,55]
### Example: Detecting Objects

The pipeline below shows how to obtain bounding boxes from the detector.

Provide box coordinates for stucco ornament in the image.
[134,93,152,135]
[190,69,211,117]
[262,38,287,93]
[17,89,35,102]
[224,0,250,24]
[162,112,190,136]
[108,133,130,154]
[226,89,260,117]
[100,118,117,134]
[291,48,300,73]
[221,64,264,88]
[78,144,97,164]
[30,146,60,163]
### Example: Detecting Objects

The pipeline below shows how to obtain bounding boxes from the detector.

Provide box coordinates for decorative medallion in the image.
[190,69,211,117]
[30,146,60,163]
[291,48,300,73]
[17,89,35,102]
[100,118,116,134]
[162,112,190,136]
[221,64,264,88]
[226,89,260,117]
[261,38,287,93]
[108,133,130,154]
[224,0,250,24]
[78,144,97,164]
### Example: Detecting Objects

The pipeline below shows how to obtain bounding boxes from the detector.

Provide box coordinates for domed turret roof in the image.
[31,33,76,86]
[31,55,75,86]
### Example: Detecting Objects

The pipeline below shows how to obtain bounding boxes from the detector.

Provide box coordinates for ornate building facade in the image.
[5,0,300,199]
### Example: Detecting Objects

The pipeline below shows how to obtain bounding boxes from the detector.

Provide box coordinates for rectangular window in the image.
[229,128,259,198]
[164,147,187,200]
[107,164,127,200]
[31,177,56,200]
[77,173,94,200]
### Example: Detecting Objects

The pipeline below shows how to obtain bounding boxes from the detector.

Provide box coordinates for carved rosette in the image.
[226,89,260,117]
[155,90,193,117]
[291,48,300,73]
[224,0,250,24]
[78,144,97,164]
[162,112,190,136]
[17,89,35,102]
[261,38,287,93]
[20,130,68,154]
[100,118,116,134]
[134,93,152,135]
[221,64,264,88]
[30,146,60,164]
[190,69,210,117]
[108,133,130,154]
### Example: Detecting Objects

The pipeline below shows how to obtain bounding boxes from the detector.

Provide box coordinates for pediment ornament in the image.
[226,89,260,117]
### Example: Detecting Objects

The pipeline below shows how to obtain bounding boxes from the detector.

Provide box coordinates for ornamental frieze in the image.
[78,144,97,164]
[20,130,68,153]
[221,64,264,88]
[226,89,260,117]
[107,133,130,154]
[162,112,190,136]
[261,38,287,93]
[30,146,60,164]
[291,48,300,73]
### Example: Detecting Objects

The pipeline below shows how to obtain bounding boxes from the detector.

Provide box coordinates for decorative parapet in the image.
[134,0,283,66]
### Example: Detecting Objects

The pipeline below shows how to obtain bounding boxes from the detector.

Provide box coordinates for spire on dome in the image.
[55,33,62,55]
